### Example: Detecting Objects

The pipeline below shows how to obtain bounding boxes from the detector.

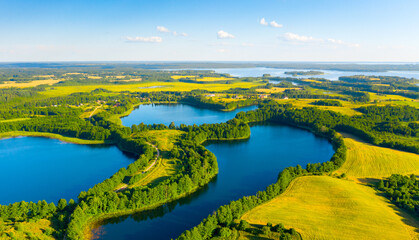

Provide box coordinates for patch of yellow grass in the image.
[171,75,196,80]
[41,81,264,97]
[138,130,184,151]
[130,158,180,188]
[87,76,102,79]
[256,87,300,93]
[242,176,419,240]
[0,118,31,123]
[369,92,417,102]
[301,79,323,83]
[0,79,61,88]
[335,136,419,179]
[33,75,55,78]
[0,219,54,240]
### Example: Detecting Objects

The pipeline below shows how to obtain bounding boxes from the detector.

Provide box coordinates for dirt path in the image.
[143,143,160,172]
[114,143,160,192]
[89,105,101,119]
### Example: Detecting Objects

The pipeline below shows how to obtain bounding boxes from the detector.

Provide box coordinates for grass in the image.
[0,79,61,88]
[335,135,419,180]
[129,158,180,188]
[0,118,31,123]
[0,219,54,240]
[242,176,419,240]
[121,130,184,189]
[256,87,301,93]
[41,81,264,97]
[0,131,105,144]
[137,130,185,151]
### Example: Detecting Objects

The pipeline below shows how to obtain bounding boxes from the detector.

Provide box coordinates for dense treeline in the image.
[311,99,343,106]
[181,95,259,111]
[0,115,111,140]
[377,174,419,216]
[236,101,419,153]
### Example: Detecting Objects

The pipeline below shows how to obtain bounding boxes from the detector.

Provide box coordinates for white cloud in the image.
[126,36,163,43]
[282,33,360,48]
[157,26,170,33]
[217,48,228,53]
[283,32,321,43]
[328,38,360,48]
[260,18,283,28]
[270,21,283,28]
[260,18,268,26]
[217,30,235,39]
[157,26,187,37]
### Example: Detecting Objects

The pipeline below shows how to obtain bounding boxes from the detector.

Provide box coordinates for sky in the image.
[0,0,418,62]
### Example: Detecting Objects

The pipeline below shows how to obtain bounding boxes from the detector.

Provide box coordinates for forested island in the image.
[284,70,324,76]
[0,65,418,240]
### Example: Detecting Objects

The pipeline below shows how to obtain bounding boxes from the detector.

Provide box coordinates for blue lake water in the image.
[0,137,135,205]
[121,104,258,127]
[194,67,419,81]
[95,109,334,239]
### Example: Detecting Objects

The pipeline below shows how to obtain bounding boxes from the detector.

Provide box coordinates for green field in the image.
[335,135,419,180]
[242,176,419,240]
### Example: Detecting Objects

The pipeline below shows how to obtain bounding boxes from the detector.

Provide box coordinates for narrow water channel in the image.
[93,123,334,239]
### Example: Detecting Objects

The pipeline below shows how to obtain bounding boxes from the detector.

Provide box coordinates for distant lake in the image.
[194,67,419,81]
[0,137,135,204]
[121,104,258,127]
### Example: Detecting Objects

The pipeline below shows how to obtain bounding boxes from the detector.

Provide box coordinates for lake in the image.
[121,104,258,127]
[0,137,135,205]
[93,107,334,239]
[195,67,419,80]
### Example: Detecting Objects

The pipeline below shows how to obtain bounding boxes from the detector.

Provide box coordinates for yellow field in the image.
[41,81,264,97]
[370,92,418,102]
[256,87,301,93]
[87,76,102,79]
[242,176,419,240]
[130,158,180,188]
[138,130,184,151]
[0,219,54,240]
[335,136,419,179]
[0,79,61,88]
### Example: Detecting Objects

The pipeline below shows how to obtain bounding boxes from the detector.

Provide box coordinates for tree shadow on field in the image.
[371,188,419,235]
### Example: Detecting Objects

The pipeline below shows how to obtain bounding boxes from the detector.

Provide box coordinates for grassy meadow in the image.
[335,135,419,180]
[242,176,419,240]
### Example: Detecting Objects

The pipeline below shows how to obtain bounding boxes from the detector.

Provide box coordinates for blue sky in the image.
[0,0,418,61]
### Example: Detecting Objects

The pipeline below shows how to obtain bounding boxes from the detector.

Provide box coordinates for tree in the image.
[58,199,67,211]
